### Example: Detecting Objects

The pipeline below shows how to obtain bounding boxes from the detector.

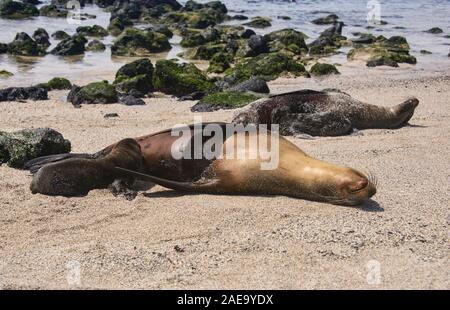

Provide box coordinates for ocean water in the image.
[0,0,449,87]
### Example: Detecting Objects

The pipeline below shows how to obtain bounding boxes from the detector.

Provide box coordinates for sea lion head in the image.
[30,138,142,196]
[294,161,377,206]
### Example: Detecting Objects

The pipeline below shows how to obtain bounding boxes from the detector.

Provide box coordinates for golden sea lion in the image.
[27,123,376,206]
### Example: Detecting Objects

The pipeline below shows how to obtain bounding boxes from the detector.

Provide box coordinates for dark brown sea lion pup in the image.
[232,89,419,136]
[27,123,377,206]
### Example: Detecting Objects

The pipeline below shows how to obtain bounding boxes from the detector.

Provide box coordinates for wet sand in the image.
[0,68,449,289]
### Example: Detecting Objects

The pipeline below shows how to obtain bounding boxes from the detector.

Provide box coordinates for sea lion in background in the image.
[232,89,419,136]
[27,123,377,206]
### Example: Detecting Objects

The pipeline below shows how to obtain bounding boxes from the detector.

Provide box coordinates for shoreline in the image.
[0,69,448,289]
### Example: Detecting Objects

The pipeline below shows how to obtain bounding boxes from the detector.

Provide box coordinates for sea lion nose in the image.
[348,178,368,192]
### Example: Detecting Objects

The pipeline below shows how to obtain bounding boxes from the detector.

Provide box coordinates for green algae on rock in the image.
[310,63,340,76]
[114,58,154,94]
[39,4,67,18]
[111,28,171,56]
[67,81,119,106]
[264,28,308,55]
[191,91,261,112]
[153,59,214,97]
[7,32,46,56]
[0,0,39,19]
[0,69,14,78]
[36,77,72,90]
[86,39,106,52]
[348,35,417,67]
[225,52,309,83]
[208,52,232,73]
[244,16,272,28]
[0,128,71,169]
[76,25,108,38]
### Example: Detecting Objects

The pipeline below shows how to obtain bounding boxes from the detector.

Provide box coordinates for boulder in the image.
[228,77,270,94]
[0,128,71,169]
[36,77,72,90]
[76,25,108,37]
[0,0,39,19]
[32,28,50,49]
[108,16,133,36]
[310,63,340,76]
[113,58,154,94]
[118,94,145,106]
[264,28,308,55]
[244,16,272,28]
[0,69,14,78]
[0,86,48,102]
[7,32,46,56]
[51,35,87,56]
[312,14,338,25]
[67,81,119,106]
[51,30,70,40]
[153,59,214,97]
[347,35,417,67]
[225,52,309,83]
[424,27,443,34]
[86,40,106,51]
[39,4,67,17]
[111,28,171,56]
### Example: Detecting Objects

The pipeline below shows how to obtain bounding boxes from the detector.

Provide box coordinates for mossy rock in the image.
[51,30,70,40]
[180,31,207,48]
[51,35,87,56]
[108,16,134,36]
[424,27,443,34]
[0,128,71,169]
[0,69,14,78]
[225,52,309,83]
[33,28,50,49]
[111,28,171,56]
[312,14,338,25]
[244,16,272,28]
[191,91,261,112]
[39,4,67,18]
[67,81,119,106]
[36,77,72,90]
[208,52,231,73]
[0,0,39,19]
[192,43,226,60]
[76,25,108,37]
[0,43,7,54]
[310,63,340,76]
[153,59,214,97]
[163,7,226,29]
[347,35,416,67]
[113,58,154,94]
[7,32,46,56]
[86,39,106,52]
[264,28,308,54]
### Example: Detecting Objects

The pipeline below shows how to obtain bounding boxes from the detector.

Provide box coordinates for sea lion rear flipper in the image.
[25,153,92,174]
[114,167,220,193]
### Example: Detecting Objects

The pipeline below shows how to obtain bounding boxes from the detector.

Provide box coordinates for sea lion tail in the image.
[25,153,92,174]
[114,167,220,193]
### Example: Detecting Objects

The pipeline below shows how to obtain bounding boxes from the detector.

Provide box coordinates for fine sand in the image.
[0,66,449,289]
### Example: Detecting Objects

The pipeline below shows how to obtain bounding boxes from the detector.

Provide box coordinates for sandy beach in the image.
[0,66,449,289]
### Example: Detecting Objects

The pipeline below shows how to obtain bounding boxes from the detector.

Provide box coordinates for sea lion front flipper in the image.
[114,167,221,193]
